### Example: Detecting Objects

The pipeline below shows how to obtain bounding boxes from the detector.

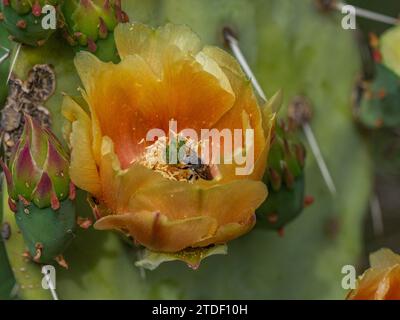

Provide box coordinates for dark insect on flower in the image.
[179,150,215,181]
[182,161,215,181]
[0,64,55,160]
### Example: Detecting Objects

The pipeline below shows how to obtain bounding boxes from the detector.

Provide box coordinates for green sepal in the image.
[135,245,228,271]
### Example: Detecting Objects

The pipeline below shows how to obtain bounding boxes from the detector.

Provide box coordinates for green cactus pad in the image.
[60,0,127,62]
[358,63,400,129]
[15,198,76,264]
[0,0,60,47]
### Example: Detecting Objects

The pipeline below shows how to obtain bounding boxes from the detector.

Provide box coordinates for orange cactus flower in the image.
[347,248,400,300]
[62,23,276,253]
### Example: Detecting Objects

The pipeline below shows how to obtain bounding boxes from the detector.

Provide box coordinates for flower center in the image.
[139,135,218,183]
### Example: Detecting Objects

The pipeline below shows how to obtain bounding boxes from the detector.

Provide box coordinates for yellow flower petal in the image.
[95,211,218,252]
[193,215,256,248]
[115,23,202,74]
[348,249,400,300]
[64,23,273,254]
[128,178,267,225]
[61,96,101,197]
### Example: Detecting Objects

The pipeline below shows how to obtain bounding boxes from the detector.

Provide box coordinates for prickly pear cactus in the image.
[59,0,129,62]
[0,0,60,47]
[0,0,372,300]
[358,63,400,129]
[2,116,76,265]
[256,116,307,231]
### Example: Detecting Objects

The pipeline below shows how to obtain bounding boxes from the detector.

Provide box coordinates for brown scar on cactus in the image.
[0,64,55,160]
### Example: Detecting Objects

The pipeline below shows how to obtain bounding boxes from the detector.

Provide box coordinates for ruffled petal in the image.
[128,178,267,225]
[115,23,202,74]
[95,211,218,252]
[62,96,101,197]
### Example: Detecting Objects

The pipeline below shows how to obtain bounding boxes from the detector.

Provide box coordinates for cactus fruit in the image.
[0,0,61,47]
[256,117,308,232]
[357,63,400,129]
[59,0,129,62]
[1,115,76,265]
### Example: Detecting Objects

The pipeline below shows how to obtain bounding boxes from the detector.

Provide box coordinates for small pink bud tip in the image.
[269,168,282,191]
[69,182,76,201]
[92,206,101,220]
[103,0,111,10]
[373,50,382,63]
[267,213,278,224]
[50,192,60,211]
[32,1,42,17]
[304,195,315,208]
[55,255,68,269]
[22,251,31,259]
[87,37,97,53]
[188,263,200,270]
[0,158,13,191]
[278,228,285,237]
[18,195,31,207]
[77,217,93,229]
[98,17,108,39]
[295,144,305,167]
[33,243,43,262]
[283,165,295,189]
[80,0,92,9]
[16,19,27,29]
[8,197,17,213]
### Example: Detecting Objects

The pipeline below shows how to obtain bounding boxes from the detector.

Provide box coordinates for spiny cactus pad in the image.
[15,198,76,264]
[59,0,128,62]
[256,119,307,231]
[358,63,400,129]
[2,116,77,265]
[0,0,61,47]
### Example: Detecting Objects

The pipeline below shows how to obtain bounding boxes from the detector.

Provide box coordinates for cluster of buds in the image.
[59,0,129,61]
[1,115,76,266]
[0,0,61,47]
[256,117,312,234]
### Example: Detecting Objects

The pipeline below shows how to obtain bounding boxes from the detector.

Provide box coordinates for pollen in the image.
[139,135,211,183]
